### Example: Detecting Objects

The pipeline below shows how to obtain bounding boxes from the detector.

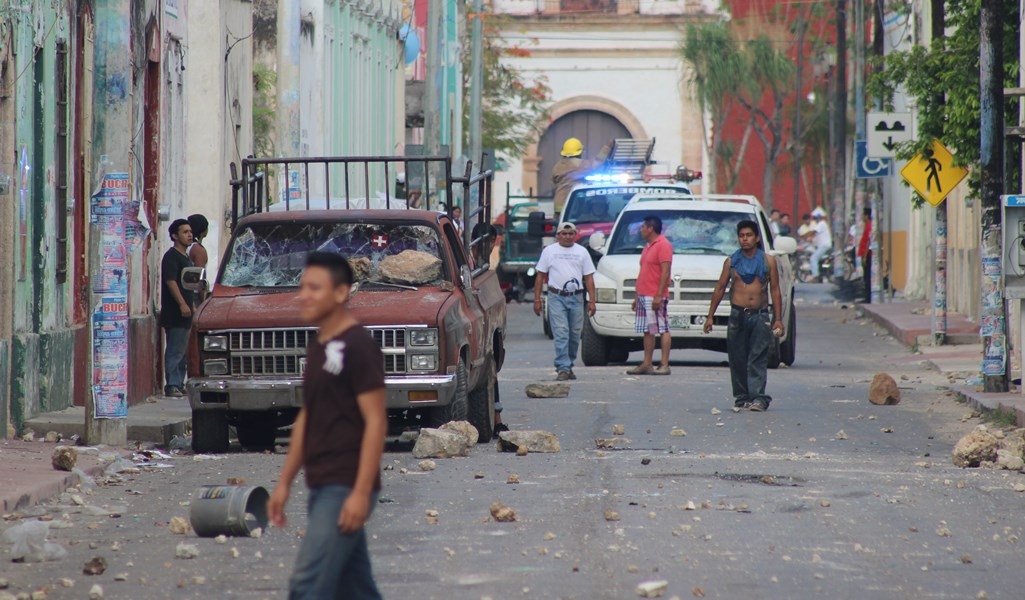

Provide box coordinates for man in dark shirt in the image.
[159,219,195,397]
[268,251,387,599]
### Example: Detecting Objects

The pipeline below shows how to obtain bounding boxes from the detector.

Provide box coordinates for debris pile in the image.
[952,426,1025,471]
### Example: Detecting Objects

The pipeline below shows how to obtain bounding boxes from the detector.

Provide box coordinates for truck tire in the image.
[191,409,229,454]
[608,343,630,365]
[468,357,497,443]
[780,301,797,366]
[235,420,278,451]
[430,358,468,425]
[581,318,609,367]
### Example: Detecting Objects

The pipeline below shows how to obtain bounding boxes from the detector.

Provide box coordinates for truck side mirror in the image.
[181,267,207,292]
[772,236,798,254]
[588,232,606,252]
[526,211,547,237]
[459,264,473,289]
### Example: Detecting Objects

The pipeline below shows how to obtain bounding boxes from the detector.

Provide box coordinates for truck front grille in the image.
[232,355,302,376]
[371,328,406,349]
[230,330,314,351]
[221,327,410,376]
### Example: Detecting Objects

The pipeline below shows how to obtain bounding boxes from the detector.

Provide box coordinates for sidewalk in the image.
[860,300,1025,427]
[2,396,190,515]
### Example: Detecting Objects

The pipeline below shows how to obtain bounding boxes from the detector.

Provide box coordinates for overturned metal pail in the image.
[188,485,270,537]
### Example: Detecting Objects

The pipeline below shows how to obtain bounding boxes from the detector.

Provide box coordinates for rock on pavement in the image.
[412,428,471,458]
[868,372,901,405]
[952,429,999,468]
[439,420,479,445]
[51,446,78,471]
[498,430,561,453]
[525,382,570,398]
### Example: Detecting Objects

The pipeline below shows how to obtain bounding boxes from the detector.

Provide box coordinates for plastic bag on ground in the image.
[103,457,137,477]
[72,467,97,492]
[1,520,68,562]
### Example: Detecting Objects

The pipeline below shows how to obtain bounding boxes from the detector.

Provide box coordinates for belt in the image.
[551,289,584,297]
[731,305,769,315]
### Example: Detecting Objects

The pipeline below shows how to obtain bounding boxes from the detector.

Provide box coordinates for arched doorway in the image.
[536,110,631,197]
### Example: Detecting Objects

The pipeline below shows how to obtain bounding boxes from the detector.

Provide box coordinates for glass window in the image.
[607,209,753,256]
[563,185,690,225]
[221,221,444,287]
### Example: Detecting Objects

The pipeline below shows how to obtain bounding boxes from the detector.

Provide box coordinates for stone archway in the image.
[522,96,648,195]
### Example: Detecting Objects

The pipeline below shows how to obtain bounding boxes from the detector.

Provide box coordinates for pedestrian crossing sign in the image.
[899,139,968,207]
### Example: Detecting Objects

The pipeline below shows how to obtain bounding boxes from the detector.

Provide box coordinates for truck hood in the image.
[593,254,726,287]
[195,286,448,329]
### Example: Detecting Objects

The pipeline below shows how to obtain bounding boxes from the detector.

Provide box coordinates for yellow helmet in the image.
[560,137,584,157]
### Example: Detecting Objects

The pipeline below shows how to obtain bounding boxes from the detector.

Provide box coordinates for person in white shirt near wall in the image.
[533,222,597,381]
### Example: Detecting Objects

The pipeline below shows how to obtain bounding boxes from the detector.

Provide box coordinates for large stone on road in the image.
[525,382,570,398]
[412,428,471,458]
[378,250,442,285]
[952,428,999,467]
[498,430,561,453]
[51,446,78,471]
[868,372,901,405]
[439,420,479,445]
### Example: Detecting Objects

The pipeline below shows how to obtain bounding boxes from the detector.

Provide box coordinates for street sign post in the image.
[899,139,969,207]
[855,140,893,179]
[867,111,913,158]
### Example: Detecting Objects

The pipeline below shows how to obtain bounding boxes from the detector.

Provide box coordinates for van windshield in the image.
[607,209,754,256]
[221,222,445,287]
[563,185,690,224]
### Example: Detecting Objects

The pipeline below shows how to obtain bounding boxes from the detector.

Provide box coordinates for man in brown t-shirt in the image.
[268,251,387,599]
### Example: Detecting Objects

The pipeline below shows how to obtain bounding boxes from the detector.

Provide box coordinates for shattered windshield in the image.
[221,221,446,287]
[608,209,753,256]
[564,186,689,224]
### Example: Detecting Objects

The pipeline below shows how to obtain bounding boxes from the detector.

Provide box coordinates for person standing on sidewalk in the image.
[703,220,784,411]
[268,251,387,599]
[160,219,195,397]
[627,215,673,376]
[187,213,210,302]
[857,207,873,303]
[533,222,597,381]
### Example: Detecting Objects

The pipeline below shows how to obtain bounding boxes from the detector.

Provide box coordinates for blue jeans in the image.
[163,326,189,390]
[727,307,773,407]
[810,244,830,277]
[548,293,584,372]
[289,485,381,600]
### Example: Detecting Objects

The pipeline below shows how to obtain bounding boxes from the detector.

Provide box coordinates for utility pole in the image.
[791,17,806,225]
[851,0,866,283]
[468,0,484,174]
[931,0,947,344]
[831,0,848,270]
[979,0,1008,392]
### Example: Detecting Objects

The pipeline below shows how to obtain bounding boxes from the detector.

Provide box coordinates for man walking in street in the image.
[268,251,387,599]
[627,215,673,376]
[703,220,785,411]
[857,207,873,303]
[533,221,596,381]
[160,219,195,397]
[808,207,833,282]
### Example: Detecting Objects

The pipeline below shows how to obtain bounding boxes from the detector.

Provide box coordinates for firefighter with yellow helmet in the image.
[552,137,611,214]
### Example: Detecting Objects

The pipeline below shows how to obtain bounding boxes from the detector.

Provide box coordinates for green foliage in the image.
[253,62,277,158]
[867,0,1020,199]
[462,12,552,162]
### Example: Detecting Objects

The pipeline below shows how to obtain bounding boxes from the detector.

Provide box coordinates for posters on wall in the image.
[91,172,131,419]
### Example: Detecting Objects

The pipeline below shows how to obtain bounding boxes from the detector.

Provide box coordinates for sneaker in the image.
[626,364,654,375]
[749,400,768,412]
[652,365,671,376]
[567,369,577,380]
[556,371,571,381]
[493,422,510,437]
[165,386,184,397]
[734,401,752,409]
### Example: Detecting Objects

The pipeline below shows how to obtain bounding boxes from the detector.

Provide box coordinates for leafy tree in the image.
[253,62,277,158]
[462,12,552,162]
[867,0,1021,201]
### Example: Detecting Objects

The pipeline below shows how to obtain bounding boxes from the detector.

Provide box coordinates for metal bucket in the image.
[188,485,270,537]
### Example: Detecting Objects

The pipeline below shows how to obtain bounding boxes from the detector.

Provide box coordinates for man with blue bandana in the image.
[703,220,784,411]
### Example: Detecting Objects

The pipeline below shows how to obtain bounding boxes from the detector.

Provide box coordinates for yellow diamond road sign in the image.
[899,139,969,207]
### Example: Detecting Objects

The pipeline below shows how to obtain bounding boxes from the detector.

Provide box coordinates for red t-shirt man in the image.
[637,233,673,298]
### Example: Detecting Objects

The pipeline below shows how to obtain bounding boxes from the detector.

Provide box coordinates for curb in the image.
[0,447,116,514]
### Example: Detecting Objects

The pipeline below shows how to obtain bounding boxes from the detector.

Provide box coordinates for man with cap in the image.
[809,207,833,282]
[533,221,597,381]
[552,138,612,214]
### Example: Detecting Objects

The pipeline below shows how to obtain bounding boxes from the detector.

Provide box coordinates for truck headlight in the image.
[596,288,617,303]
[409,328,438,347]
[203,335,228,351]
[203,359,229,376]
[409,354,437,371]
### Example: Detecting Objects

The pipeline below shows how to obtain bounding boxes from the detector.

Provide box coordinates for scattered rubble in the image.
[20,429,35,442]
[604,510,621,522]
[595,437,630,450]
[226,477,246,486]
[417,460,437,471]
[635,580,669,598]
[82,557,107,575]
[835,430,848,440]
[516,446,528,456]
[670,427,687,437]
[168,516,191,535]
[175,543,200,559]
[612,424,625,435]
[88,584,103,600]
[489,502,517,522]
[411,428,470,459]
[51,446,77,472]
[506,474,520,484]
[525,382,570,398]
[868,373,901,405]
[43,431,62,443]
[952,428,1000,468]
[498,430,561,453]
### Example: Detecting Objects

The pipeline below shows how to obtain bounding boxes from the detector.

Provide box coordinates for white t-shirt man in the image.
[812,218,832,249]
[535,242,595,293]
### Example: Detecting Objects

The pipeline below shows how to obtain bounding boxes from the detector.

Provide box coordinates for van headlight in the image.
[409,328,438,347]
[595,288,617,303]
[203,335,229,351]
[409,354,437,371]
[203,359,229,376]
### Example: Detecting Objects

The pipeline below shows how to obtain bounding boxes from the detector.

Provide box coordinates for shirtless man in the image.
[703,220,784,411]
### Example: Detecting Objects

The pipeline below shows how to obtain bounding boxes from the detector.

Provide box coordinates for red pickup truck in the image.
[183,156,506,453]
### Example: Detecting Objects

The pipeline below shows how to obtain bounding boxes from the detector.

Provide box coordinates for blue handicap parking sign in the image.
[855,140,893,179]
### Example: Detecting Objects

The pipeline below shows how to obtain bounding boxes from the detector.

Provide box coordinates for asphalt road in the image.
[2,284,1024,600]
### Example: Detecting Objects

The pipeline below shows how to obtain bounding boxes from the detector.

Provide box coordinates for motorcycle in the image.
[793,244,856,283]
